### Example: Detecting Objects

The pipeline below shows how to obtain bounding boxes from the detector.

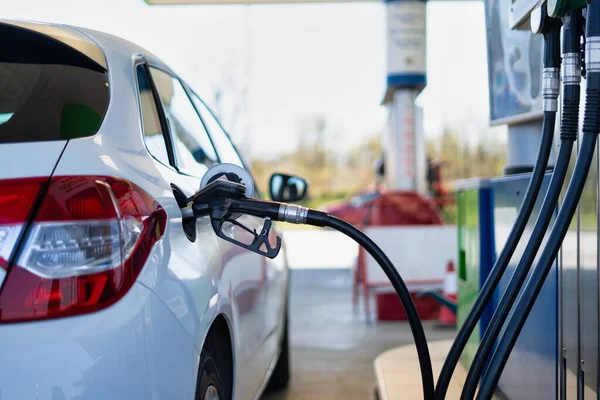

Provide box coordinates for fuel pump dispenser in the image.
[180,1,594,398]
[436,9,566,398]
[476,3,600,397]
[459,9,581,398]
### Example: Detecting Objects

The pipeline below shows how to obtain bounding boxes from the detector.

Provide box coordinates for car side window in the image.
[148,67,219,176]
[136,65,171,166]
[189,92,245,169]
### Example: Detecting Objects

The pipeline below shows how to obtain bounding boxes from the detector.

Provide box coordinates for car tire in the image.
[266,307,291,391]
[196,348,224,400]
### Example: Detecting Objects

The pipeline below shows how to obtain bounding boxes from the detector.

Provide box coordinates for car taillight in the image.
[0,176,166,323]
[0,178,46,270]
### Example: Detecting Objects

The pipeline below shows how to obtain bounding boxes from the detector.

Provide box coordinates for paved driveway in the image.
[263,268,455,399]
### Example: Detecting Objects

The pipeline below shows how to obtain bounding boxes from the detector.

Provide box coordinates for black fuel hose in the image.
[476,4,600,397]
[477,133,596,399]
[433,18,562,400]
[307,211,435,399]
[461,142,573,398]
[460,10,582,399]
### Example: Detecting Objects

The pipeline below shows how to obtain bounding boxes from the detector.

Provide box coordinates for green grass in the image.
[299,193,347,210]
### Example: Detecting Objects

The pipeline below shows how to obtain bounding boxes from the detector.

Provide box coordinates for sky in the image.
[1,0,501,158]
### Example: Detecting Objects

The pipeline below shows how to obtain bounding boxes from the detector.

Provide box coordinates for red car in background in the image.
[323,190,443,227]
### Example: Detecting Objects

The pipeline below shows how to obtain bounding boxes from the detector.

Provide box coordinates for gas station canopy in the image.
[144,0,376,4]
[145,0,476,3]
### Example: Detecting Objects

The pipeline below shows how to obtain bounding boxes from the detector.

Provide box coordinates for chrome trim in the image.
[543,67,560,112]
[278,203,308,224]
[585,37,600,73]
[561,52,581,85]
[543,99,558,112]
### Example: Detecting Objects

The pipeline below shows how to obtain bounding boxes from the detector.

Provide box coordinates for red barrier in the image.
[353,190,445,321]
[376,291,442,321]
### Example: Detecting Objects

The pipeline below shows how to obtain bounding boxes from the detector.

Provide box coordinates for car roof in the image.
[0,19,161,71]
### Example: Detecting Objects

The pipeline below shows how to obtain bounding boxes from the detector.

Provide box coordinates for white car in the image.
[0,19,301,400]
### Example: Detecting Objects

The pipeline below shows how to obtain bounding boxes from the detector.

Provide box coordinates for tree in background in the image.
[252,117,506,208]
[426,126,505,188]
[252,114,381,207]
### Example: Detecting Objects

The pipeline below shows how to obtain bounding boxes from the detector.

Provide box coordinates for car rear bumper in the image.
[0,283,198,400]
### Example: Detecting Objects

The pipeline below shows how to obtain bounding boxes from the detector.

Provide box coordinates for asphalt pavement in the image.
[262,268,455,400]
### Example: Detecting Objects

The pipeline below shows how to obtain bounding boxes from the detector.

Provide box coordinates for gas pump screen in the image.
[485,0,544,125]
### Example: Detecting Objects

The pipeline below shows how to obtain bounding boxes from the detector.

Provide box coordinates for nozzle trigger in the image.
[211,215,282,259]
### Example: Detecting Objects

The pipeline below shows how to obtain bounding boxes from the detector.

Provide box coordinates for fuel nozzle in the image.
[185,164,316,259]
[186,177,280,258]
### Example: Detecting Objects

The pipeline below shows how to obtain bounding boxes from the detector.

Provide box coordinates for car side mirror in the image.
[269,173,308,202]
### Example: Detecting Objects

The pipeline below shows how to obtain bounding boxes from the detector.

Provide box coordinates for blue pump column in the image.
[383,0,427,192]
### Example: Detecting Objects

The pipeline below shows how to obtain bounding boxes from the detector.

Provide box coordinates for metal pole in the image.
[383,0,427,191]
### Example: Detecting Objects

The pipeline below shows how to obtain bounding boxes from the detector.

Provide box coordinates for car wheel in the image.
[266,306,291,391]
[196,349,224,400]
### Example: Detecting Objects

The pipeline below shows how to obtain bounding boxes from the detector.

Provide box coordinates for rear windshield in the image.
[0,23,109,143]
